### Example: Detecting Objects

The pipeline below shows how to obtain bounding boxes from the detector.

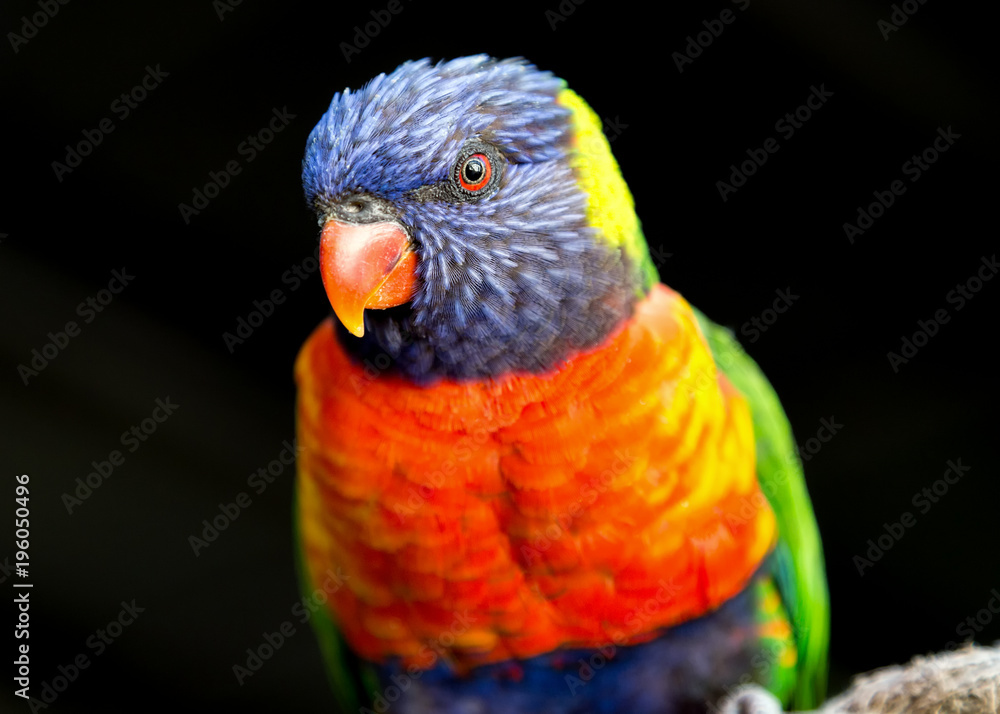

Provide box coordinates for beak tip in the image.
[320,218,415,339]
[329,303,366,338]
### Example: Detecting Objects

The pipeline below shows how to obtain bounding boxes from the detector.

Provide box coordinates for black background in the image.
[1,0,998,711]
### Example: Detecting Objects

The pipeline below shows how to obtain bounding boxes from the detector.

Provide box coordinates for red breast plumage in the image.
[296,283,778,673]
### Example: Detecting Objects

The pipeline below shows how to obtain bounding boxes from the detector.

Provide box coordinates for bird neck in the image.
[559,88,658,294]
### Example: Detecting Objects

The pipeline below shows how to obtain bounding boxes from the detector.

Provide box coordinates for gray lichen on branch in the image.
[718,644,1000,713]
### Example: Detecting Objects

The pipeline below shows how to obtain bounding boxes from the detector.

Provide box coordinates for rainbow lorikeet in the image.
[294,56,828,714]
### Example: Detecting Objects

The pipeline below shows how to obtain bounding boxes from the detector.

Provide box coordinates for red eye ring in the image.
[458,153,492,192]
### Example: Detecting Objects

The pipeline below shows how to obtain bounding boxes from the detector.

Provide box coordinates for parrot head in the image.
[302,55,657,381]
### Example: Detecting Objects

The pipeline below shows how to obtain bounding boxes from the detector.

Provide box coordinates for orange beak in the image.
[318,219,417,337]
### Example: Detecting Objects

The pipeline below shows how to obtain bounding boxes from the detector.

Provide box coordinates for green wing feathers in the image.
[695,309,830,710]
[293,487,375,713]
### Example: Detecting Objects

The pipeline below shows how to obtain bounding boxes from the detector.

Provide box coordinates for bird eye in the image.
[439,141,503,203]
[458,153,492,193]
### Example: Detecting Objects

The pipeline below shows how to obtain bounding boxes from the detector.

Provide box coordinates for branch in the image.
[718,644,1000,714]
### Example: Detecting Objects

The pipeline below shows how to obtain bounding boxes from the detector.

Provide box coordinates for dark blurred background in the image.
[1,0,997,711]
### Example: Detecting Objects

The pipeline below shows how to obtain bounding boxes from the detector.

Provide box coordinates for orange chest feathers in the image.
[295,284,777,672]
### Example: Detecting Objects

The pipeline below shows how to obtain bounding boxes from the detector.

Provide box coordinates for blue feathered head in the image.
[302,56,646,381]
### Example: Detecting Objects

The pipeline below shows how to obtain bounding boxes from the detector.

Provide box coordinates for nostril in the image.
[330,193,397,224]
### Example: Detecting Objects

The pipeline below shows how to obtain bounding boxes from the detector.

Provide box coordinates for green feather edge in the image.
[293,485,378,713]
[694,309,830,710]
